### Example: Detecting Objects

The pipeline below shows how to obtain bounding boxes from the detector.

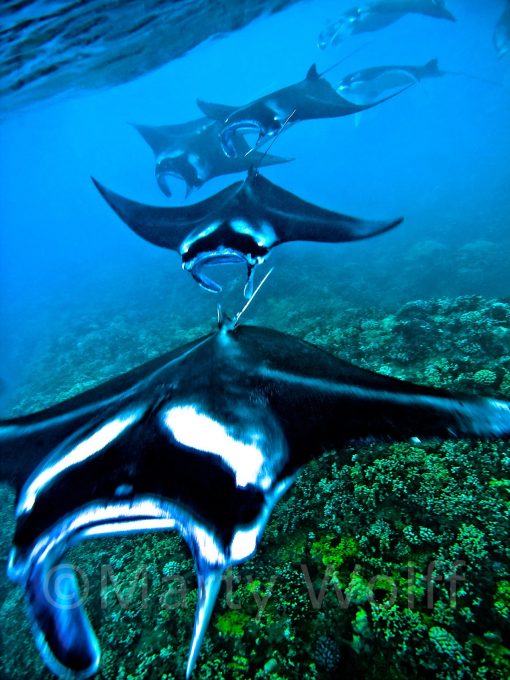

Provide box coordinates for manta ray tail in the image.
[196,99,238,123]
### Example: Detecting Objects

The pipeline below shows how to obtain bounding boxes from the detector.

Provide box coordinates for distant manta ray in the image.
[338,57,499,107]
[494,0,510,58]
[1,311,510,679]
[197,64,410,158]
[318,0,456,49]
[92,168,403,298]
[133,117,291,198]
[337,58,445,104]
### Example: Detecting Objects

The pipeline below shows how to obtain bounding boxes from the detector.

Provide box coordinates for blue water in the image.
[0,0,509,406]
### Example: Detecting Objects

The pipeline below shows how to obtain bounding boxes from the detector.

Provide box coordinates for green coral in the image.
[215,610,251,638]
[310,534,359,570]
[493,580,510,621]
[473,369,498,385]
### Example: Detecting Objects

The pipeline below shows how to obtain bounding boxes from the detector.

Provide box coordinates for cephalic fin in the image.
[186,568,224,678]
[26,559,100,679]
[243,265,256,299]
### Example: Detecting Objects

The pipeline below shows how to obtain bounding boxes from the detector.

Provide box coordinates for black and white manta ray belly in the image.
[179,217,277,296]
[2,319,510,679]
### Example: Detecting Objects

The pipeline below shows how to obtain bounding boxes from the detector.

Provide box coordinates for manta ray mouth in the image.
[186,250,257,296]
[156,170,192,199]
[8,477,294,680]
[220,122,262,158]
[8,498,229,680]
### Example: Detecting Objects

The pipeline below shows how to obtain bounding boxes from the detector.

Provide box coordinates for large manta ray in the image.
[338,58,445,105]
[196,64,408,158]
[318,0,456,49]
[1,313,510,679]
[92,169,403,298]
[133,117,290,198]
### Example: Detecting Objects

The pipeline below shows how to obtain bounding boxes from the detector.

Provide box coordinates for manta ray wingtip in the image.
[90,176,103,193]
[91,176,115,206]
[362,214,404,239]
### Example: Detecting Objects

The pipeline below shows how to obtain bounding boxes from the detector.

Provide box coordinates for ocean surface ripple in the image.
[0,0,298,115]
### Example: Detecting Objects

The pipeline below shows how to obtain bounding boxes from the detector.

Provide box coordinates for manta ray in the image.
[133,117,291,198]
[338,58,499,105]
[197,64,408,158]
[92,168,403,298]
[318,0,456,49]
[338,58,444,105]
[494,0,510,58]
[1,311,510,679]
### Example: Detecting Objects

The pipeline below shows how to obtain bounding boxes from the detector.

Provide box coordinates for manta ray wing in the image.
[196,99,239,122]
[92,178,241,251]
[245,172,403,242]
[234,326,510,463]
[132,120,211,155]
[0,335,212,492]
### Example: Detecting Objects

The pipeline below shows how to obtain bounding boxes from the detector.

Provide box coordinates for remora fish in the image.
[2,313,510,679]
[197,64,409,157]
[338,58,444,104]
[494,0,510,58]
[133,117,291,198]
[318,0,456,49]
[92,168,403,298]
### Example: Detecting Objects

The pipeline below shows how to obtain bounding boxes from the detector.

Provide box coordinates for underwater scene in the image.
[1,0,510,678]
